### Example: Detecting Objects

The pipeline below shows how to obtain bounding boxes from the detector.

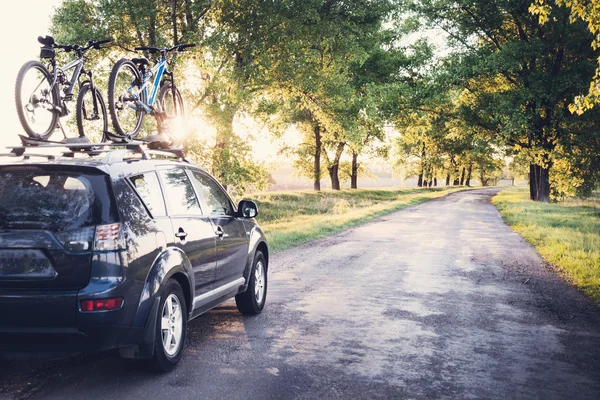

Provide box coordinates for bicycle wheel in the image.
[15,60,60,139]
[157,82,185,146]
[108,59,145,138]
[158,82,184,118]
[76,84,108,143]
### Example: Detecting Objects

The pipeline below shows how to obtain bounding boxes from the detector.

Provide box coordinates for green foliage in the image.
[531,0,600,113]
[409,0,600,199]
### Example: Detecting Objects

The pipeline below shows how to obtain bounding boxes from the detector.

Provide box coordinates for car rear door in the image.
[157,167,216,297]
[188,169,248,289]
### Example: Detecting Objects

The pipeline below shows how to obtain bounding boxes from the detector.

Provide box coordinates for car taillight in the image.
[94,223,125,251]
[55,226,95,252]
[55,223,124,252]
[80,297,123,311]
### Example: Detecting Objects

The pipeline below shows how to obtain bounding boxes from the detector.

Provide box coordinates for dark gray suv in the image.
[0,146,268,371]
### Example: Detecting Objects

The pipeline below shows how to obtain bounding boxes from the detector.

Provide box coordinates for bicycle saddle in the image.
[37,35,55,46]
[131,57,150,67]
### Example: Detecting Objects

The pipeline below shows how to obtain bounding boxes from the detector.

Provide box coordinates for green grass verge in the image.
[493,188,600,303]
[250,186,468,253]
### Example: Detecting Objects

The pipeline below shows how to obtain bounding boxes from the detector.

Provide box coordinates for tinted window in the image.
[190,170,232,215]
[158,168,201,216]
[129,172,166,217]
[0,168,117,231]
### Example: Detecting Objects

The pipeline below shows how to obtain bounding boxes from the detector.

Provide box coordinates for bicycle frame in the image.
[146,56,167,106]
[128,55,168,115]
[50,58,85,100]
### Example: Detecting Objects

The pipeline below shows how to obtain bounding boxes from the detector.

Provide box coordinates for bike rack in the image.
[1,133,189,164]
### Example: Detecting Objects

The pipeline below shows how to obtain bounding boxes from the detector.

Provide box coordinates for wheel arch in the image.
[132,246,193,328]
[257,241,269,269]
[170,271,192,316]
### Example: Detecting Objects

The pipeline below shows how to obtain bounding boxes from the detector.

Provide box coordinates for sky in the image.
[0,0,63,149]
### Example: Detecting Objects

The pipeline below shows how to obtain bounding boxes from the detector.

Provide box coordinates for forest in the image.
[50,0,600,202]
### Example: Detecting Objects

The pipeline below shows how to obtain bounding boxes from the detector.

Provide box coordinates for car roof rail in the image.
[101,148,187,164]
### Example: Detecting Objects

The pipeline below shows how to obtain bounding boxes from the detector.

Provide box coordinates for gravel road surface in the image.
[2,188,600,399]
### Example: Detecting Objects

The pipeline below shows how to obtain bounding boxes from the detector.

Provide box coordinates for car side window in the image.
[129,172,166,217]
[158,168,202,216]
[190,170,232,216]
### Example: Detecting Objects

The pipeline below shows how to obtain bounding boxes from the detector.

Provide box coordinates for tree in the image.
[530,0,600,113]
[413,0,600,201]
[51,0,274,191]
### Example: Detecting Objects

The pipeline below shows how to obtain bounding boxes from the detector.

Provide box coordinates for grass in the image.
[493,188,600,304]
[249,186,469,252]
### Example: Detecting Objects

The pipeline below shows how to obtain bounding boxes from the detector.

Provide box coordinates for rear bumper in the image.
[0,326,144,353]
[0,281,147,353]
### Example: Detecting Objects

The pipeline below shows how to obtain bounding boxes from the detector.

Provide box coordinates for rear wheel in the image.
[150,279,187,372]
[108,59,145,138]
[235,251,267,315]
[76,84,107,143]
[15,60,59,139]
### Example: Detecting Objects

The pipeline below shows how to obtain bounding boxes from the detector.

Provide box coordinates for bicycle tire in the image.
[158,82,185,119]
[108,59,145,138]
[76,84,108,143]
[158,82,185,146]
[15,60,60,139]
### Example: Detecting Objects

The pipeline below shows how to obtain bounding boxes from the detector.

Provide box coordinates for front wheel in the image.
[235,251,268,315]
[15,60,60,139]
[150,279,188,372]
[108,59,145,138]
[157,82,185,146]
[76,84,108,143]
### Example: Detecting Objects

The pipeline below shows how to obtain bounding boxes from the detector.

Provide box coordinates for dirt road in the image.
[2,188,600,399]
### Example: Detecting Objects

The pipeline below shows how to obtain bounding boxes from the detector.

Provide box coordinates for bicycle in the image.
[107,43,195,143]
[15,36,112,141]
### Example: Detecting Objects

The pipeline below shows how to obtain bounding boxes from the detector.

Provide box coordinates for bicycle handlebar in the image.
[88,38,112,49]
[37,35,112,54]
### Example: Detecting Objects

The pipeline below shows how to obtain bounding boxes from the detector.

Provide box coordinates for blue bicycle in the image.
[107,43,195,140]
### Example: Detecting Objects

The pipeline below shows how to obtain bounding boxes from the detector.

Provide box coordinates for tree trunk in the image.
[313,124,321,191]
[446,174,450,186]
[149,8,157,46]
[465,163,473,187]
[434,177,437,187]
[211,107,236,190]
[459,167,466,186]
[350,151,358,189]
[530,163,551,202]
[453,177,460,185]
[327,142,345,191]
[418,143,426,188]
[172,0,178,45]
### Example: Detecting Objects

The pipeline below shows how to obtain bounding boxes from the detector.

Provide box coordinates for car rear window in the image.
[0,167,118,231]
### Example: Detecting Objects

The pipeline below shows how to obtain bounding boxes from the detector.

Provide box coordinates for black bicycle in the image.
[15,36,112,141]
[107,43,195,142]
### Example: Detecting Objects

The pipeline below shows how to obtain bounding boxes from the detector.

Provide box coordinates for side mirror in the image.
[238,200,258,218]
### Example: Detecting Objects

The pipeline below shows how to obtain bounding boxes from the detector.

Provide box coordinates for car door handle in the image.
[215,226,224,238]
[175,228,188,240]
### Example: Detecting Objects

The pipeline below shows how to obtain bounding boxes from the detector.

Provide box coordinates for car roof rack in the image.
[0,134,190,165]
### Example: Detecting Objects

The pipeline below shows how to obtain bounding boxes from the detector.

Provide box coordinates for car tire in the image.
[235,251,267,315]
[150,279,188,372]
